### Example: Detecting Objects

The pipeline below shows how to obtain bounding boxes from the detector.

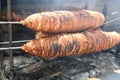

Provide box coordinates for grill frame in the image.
[0,0,5,80]
[0,0,32,79]
[7,0,14,80]
[0,1,110,80]
[0,0,35,79]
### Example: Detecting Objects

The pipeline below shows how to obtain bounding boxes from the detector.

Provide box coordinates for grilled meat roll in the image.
[22,29,120,58]
[20,10,105,33]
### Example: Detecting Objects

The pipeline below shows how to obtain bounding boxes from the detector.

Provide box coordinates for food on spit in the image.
[20,10,105,33]
[22,29,120,58]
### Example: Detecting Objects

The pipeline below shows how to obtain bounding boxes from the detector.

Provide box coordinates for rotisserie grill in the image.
[1,0,120,80]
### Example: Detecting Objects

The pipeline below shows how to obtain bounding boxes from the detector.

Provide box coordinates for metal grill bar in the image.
[0,0,4,80]
[0,21,20,24]
[0,47,21,51]
[84,0,88,9]
[0,39,32,44]
[0,16,120,28]
[0,0,1,18]
[7,0,14,80]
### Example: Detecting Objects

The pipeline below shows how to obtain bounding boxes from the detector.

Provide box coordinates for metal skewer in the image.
[0,39,32,44]
[103,17,120,25]
[0,21,20,24]
[0,47,21,51]
[0,16,120,25]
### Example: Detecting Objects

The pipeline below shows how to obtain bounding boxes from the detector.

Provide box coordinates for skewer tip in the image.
[20,20,24,25]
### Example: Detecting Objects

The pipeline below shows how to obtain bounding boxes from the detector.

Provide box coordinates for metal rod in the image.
[0,0,5,80]
[0,0,1,18]
[0,21,20,24]
[103,17,120,25]
[0,39,32,44]
[7,0,14,79]
[0,47,21,51]
[84,0,88,9]
[0,15,119,26]
[0,0,4,80]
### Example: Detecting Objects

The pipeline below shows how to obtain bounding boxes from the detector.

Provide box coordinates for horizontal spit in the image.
[0,47,21,51]
[0,21,20,24]
[0,39,32,44]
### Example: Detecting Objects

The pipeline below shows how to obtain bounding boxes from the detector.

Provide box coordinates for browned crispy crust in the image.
[20,10,105,33]
[22,29,120,58]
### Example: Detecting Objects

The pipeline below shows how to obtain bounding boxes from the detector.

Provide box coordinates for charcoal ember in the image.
[116,44,120,54]
[83,52,119,78]
[4,56,95,80]
[4,48,120,80]
[51,57,95,74]
[116,52,120,66]
[70,72,89,80]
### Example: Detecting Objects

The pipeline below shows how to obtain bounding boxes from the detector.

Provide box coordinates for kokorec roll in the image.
[22,29,120,58]
[20,10,105,33]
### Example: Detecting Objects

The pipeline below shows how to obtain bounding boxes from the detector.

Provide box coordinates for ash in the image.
[3,44,120,80]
